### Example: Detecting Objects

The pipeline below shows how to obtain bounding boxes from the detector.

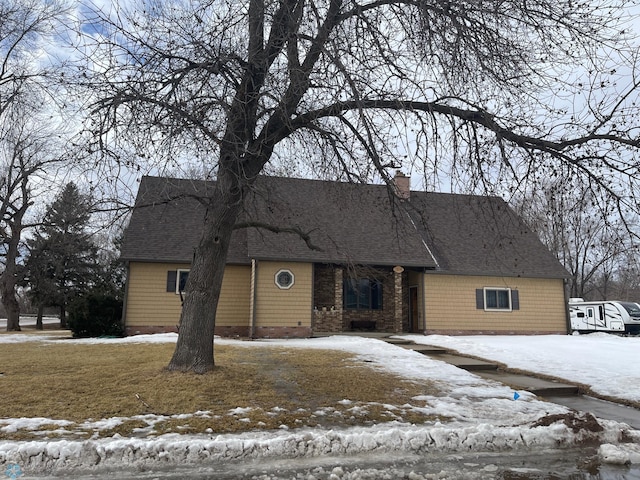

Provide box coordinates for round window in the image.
[275,269,294,289]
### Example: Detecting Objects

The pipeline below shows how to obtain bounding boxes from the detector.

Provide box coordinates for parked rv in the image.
[568,298,640,334]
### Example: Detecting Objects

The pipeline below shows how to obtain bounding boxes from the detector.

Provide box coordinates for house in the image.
[120,173,569,337]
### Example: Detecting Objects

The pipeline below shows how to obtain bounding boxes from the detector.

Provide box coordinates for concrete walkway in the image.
[383,337,640,429]
[385,337,579,395]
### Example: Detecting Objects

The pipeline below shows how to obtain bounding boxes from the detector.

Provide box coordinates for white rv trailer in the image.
[568,298,640,334]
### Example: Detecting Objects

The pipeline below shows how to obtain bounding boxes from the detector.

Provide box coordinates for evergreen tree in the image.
[25,183,98,328]
[92,233,126,300]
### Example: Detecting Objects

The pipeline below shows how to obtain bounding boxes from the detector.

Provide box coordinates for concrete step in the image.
[401,344,448,355]
[429,353,499,371]
[382,338,414,345]
[476,371,579,396]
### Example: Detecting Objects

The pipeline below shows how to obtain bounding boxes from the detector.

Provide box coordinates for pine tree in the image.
[25,183,98,328]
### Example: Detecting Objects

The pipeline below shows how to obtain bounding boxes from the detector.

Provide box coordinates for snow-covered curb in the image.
[0,420,635,475]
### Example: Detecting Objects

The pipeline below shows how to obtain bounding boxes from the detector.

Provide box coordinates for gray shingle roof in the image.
[120,175,568,278]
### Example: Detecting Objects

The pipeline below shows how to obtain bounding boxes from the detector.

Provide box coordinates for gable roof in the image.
[121,175,568,279]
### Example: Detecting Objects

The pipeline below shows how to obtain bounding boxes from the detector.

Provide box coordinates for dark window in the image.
[166,271,177,292]
[177,270,189,293]
[620,302,640,318]
[486,289,510,309]
[344,278,383,310]
[167,270,189,294]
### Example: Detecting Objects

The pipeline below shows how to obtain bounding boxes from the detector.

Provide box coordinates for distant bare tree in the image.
[609,250,640,300]
[513,178,638,300]
[81,0,640,372]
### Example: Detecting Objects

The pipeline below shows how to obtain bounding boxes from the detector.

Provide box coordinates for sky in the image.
[1,330,640,478]
[4,0,640,217]
[58,1,640,193]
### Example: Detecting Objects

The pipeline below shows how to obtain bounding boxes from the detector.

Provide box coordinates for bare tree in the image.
[0,0,70,331]
[0,0,67,113]
[0,101,68,331]
[610,250,640,300]
[80,0,640,372]
[0,117,32,332]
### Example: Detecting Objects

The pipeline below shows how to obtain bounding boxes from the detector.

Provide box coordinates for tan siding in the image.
[125,262,251,328]
[254,261,313,327]
[423,274,566,333]
[217,266,252,326]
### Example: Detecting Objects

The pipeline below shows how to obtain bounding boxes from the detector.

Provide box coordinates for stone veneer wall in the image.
[400,272,410,332]
[311,264,409,333]
[313,264,337,309]
[313,265,345,332]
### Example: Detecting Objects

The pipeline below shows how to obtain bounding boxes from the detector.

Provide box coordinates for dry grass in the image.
[0,333,444,439]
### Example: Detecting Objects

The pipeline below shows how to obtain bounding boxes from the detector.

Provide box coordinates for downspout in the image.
[120,261,131,335]
[250,259,258,338]
[421,270,427,334]
[310,263,315,336]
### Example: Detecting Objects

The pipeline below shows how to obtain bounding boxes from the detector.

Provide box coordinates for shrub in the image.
[68,292,124,338]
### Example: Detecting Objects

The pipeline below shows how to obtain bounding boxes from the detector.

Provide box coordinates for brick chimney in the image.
[393,170,410,200]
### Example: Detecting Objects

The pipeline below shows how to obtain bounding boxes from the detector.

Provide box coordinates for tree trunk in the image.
[1,282,21,332]
[1,222,22,332]
[0,267,21,332]
[36,304,44,330]
[167,186,244,373]
[60,305,67,329]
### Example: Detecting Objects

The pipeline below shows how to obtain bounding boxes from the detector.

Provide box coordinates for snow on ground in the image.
[1,332,639,476]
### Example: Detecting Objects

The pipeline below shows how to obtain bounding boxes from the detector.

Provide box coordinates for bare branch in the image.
[234,220,323,251]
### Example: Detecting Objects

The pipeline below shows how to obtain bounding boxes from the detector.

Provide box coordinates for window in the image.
[476,288,519,311]
[344,278,383,310]
[486,288,511,310]
[620,302,640,319]
[275,269,294,289]
[166,269,190,294]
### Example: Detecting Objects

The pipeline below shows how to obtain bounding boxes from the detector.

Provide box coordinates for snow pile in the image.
[599,442,640,465]
[0,419,630,475]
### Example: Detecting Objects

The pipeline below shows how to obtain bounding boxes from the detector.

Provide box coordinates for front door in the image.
[410,286,419,332]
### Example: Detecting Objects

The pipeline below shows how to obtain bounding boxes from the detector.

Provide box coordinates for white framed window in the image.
[167,269,190,294]
[483,287,512,311]
[275,269,294,289]
[476,288,520,311]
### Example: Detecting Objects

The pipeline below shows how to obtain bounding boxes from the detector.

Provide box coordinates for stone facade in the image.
[313,265,345,332]
[312,264,408,333]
